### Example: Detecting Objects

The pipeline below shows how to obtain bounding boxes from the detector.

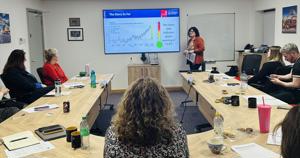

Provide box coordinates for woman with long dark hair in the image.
[104,78,189,157]
[184,27,205,71]
[1,49,53,104]
[274,106,300,158]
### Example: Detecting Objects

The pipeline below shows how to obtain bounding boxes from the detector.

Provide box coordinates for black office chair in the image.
[36,67,45,84]
[241,54,262,75]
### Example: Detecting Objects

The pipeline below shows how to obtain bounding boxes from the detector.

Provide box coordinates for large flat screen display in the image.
[103,8,180,54]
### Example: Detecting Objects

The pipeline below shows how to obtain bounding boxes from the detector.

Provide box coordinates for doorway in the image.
[27,9,45,81]
[263,9,275,46]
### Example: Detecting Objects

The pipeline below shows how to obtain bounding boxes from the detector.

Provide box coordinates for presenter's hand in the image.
[183,50,189,55]
[188,50,194,53]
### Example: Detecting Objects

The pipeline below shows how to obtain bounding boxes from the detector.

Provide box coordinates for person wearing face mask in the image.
[43,48,68,86]
[270,43,300,104]
[184,27,205,71]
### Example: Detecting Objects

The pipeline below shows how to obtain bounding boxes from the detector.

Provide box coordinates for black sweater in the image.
[1,68,38,99]
[248,61,283,84]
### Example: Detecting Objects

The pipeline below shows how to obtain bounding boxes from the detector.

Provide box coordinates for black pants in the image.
[187,60,201,71]
[270,89,300,104]
[19,86,54,104]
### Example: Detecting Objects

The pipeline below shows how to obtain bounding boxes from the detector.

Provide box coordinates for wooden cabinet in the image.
[128,64,161,85]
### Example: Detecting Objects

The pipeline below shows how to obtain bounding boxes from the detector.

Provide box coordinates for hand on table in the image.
[0,87,9,95]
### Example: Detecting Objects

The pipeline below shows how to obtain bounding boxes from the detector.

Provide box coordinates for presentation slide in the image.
[103,8,180,54]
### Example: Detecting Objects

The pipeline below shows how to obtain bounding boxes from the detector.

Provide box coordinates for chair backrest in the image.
[36,67,45,84]
[241,54,262,75]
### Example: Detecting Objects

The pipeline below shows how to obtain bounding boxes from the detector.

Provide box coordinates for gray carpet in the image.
[91,90,212,136]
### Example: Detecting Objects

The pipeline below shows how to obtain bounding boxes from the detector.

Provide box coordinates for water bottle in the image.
[80,116,90,149]
[85,64,90,77]
[240,71,248,93]
[90,70,96,88]
[54,80,62,96]
[213,112,224,139]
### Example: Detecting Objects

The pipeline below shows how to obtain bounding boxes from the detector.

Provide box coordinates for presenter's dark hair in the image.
[3,49,26,74]
[274,106,300,158]
[188,27,200,37]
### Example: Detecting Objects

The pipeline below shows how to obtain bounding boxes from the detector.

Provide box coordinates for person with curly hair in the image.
[104,78,189,158]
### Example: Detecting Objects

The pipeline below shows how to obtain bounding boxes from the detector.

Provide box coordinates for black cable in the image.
[180,85,192,124]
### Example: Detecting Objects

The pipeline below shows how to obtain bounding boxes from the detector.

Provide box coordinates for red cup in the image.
[258,104,271,133]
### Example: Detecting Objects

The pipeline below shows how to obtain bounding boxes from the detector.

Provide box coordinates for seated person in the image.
[248,46,284,93]
[1,49,53,104]
[274,106,300,158]
[43,48,68,86]
[270,43,300,104]
[0,88,19,123]
[104,78,189,157]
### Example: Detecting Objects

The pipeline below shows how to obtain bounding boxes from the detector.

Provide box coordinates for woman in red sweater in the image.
[184,27,205,71]
[43,49,68,86]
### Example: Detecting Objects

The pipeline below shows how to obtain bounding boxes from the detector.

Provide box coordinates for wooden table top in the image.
[0,74,113,158]
[181,72,288,158]
[0,72,287,158]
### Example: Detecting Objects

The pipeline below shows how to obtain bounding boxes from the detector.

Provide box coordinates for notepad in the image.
[22,104,59,113]
[267,128,282,146]
[5,141,54,158]
[231,143,279,158]
[243,95,289,107]
[63,82,85,88]
[45,91,71,96]
[2,131,40,151]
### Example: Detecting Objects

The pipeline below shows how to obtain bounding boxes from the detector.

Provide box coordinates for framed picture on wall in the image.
[67,28,84,41]
[0,13,11,44]
[69,18,80,27]
[282,5,297,33]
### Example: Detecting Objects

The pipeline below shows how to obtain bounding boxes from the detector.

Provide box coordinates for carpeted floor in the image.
[91,90,212,136]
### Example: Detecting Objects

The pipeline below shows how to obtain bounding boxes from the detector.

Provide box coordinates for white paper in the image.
[63,82,85,88]
[267,128,282,146]
[71,76,89,81]
[185,52,196,63]
[231,143,280,158]
[45,91,71,96]
[5,141,54,158]
[22,104,59,113]
[243,95,289,107]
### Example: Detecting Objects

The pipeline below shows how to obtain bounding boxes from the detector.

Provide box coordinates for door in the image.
[263,10,275,46]
[27,9,44,81]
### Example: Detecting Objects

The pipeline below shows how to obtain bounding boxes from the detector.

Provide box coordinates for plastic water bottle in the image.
[80,116,90,149]
[90,70,96,88]
[213,112,224,139]
[240,71,248,93]
[85,64,90,77]
[54,80,62,96]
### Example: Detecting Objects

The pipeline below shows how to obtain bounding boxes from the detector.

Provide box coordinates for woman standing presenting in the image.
[184,27,205,71]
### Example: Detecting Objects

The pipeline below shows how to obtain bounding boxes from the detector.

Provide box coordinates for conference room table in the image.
[0,72,289,158]
[181,72,288,157]
[0,74,114,158]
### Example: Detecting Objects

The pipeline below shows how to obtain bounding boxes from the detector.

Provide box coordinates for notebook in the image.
[2,131,40,151]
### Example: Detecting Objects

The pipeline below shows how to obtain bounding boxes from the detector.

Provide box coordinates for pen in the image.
[10,137,28,143]
[277,106,291,110]
[34,105,50,111]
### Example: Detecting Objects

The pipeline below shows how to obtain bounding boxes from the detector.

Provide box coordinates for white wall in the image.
[0,0,43,75]
[254,0,300,47]
[43,0,254,89]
